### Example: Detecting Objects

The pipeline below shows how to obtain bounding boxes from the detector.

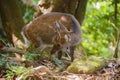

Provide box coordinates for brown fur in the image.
[22,12,81,61]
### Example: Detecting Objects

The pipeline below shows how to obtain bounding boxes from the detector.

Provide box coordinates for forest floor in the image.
[0,58,119,80]
[0,40,120,80]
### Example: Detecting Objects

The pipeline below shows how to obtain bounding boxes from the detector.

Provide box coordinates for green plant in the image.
[81,1,120,58]
[6,65,31,80]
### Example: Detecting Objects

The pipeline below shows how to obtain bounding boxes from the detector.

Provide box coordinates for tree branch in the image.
[0,47,27,54]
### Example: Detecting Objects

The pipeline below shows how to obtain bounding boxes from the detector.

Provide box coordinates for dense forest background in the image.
[18,0,120,58]
[82,0,120,58]
[0,0,120,79]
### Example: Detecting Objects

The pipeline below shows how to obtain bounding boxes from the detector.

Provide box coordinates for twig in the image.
[16,66,53,80]
[0,47,27,54]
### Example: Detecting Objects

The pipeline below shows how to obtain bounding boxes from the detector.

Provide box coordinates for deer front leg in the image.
[58,51,62,59]
[69,46,75,61]
[50,44,64,67]
[50,44,61,59]
[51,45,63,60]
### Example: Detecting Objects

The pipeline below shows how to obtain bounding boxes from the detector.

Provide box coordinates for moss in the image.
[67,56,107,74]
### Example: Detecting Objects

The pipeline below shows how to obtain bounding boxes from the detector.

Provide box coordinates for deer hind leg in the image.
[36,37,47,51]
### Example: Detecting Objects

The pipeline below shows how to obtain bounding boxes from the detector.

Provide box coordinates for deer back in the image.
[22,12,81,50]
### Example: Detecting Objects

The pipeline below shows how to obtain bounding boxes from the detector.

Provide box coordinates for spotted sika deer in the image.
[21,12,81,61]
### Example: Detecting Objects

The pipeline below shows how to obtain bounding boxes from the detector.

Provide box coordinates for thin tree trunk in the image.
[0,0,26,49]
[113,0,119,58]
[75,0,88,25]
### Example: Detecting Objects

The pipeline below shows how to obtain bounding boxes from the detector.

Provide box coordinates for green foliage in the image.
[6,65,31,80]
[18,0,39,23]
[52,56,64,68]
[0,55,7,67]
[26,44,50,60]
[0,52,15,67]
[82,0,120,58]
[24,53,40,61]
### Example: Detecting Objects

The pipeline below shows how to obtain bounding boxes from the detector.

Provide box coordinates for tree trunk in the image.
[0,0,26,49]
[75,0,88,25]
[36,0,88,25]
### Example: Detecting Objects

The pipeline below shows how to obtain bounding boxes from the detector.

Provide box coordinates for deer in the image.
[21,12,81,61]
